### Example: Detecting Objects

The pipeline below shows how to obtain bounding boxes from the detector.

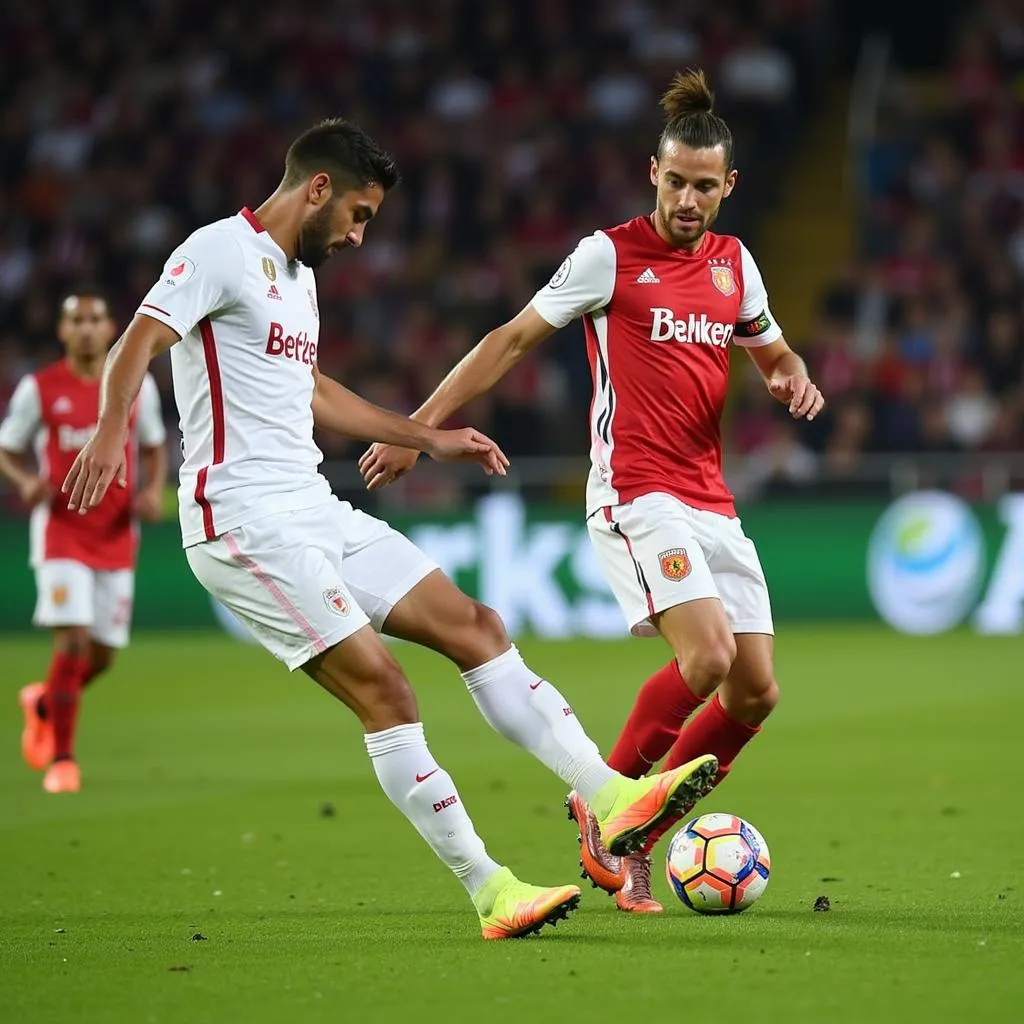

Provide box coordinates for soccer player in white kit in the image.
[62,118,718,939]
[360,71,826,912]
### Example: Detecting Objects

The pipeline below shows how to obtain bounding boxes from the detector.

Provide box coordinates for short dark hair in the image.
[282,118,400,194]
[658,69,734,170]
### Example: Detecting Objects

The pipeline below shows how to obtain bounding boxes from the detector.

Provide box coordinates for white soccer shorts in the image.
[587,491,774,637]
[186,498,439,670]
[33,559,135,648]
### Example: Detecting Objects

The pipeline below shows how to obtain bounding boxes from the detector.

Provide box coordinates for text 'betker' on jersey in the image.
[137,208,331,548]
[530,216,783,518]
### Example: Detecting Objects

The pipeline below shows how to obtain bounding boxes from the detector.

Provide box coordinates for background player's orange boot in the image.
[19,684,53,771]
[565,790,625,894]
[42,759,80,794]
[614,853,663,912]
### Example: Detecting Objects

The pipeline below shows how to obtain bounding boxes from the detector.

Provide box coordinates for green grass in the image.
[1,627,1023,1023]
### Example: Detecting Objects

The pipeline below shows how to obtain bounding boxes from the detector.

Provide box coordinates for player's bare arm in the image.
[359,304,555,490]
[0,447,51,506]
[746,338,824,421]
[63,315,180,512]
[311,367,509,476]
[134,441,167,522]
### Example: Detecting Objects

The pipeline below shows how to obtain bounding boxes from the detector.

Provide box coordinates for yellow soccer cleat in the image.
[475,867,581,940]
[595,755,718,857]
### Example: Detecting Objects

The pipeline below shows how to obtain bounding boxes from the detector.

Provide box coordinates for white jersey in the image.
[138,208,330,547]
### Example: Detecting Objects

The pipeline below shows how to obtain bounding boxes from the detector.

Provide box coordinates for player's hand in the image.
[358,443,421,491]
[133,487,164,522]
[63,423,128,514]
[422,427,510,476]
[768,375,825,421]
[16,475,53,508]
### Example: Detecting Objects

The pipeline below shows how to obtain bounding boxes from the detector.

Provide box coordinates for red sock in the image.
[37,656,102,719]
[45,652,89,761]
[607,661,705,778]
[641,694,761,853]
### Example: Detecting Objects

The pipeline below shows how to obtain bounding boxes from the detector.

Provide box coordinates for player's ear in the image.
[308,172,333,207]
[723,168,738,198]
[649,156,659,188]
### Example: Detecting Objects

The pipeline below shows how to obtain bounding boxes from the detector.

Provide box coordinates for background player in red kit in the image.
[360,69,825,911]
[0,294,167,793]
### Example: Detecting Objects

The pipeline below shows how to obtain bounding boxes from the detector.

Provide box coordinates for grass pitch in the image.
[1,627,1023,1023]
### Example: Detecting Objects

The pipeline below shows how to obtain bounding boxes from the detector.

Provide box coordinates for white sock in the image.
[462,645,616,802]
[364,722,502,897]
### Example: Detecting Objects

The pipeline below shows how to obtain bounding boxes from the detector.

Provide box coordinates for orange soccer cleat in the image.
[566,790,625,894]
[19,683,54,771]
[614,853,664,913]
[475,867,581,940]
[42,759,81,794]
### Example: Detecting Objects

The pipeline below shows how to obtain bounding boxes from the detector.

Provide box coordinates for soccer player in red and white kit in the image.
[62,119,717,939]
[0,293,167,794]
[360,70,825,911]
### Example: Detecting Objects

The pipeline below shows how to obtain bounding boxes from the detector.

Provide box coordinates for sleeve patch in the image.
[548,256,572,289]
[736,311,772,337]
[161,255,196,287]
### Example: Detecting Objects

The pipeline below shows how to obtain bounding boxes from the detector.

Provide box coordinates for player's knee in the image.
[54,628,91,658]
[440,600,510,671]
[90,646,115,678]
[724,676,779,726]
[680,636,737,693]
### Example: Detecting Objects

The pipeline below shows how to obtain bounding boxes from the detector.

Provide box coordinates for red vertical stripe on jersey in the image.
[195,317,225,540]
[604,507,656,617]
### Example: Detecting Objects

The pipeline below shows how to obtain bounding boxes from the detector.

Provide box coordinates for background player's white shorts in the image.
[588,491,774,638]
[33,559,135,648]
[186,498,439,671]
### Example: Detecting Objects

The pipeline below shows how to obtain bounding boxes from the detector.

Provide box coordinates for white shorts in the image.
[33,560,135,648]
[185,498,438,671]
[588,491,774,638]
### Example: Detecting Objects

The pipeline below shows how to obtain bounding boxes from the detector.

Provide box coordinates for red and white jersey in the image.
[0,360,165,570]
[531,216,783,518]
[137,208,331,548]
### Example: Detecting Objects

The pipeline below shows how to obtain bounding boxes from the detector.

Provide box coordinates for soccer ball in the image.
[665,813,771,914]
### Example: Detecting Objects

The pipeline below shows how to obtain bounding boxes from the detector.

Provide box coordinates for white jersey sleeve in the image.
[530,232,617,329]
[136,372,167,447]
[0,375,42,452]
[734,243,784,348]
[137,226,246,340]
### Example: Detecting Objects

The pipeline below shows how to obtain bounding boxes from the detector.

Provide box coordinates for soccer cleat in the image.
[565,790,625,894]
[42,759,80,794]
[614,853,663,913]
[597,755,719,856]
[19,683,53,771]
[476,867,581,940]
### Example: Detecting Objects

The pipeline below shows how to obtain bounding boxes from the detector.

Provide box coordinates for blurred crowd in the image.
[732,0,1024,499]
[0,0,827,495]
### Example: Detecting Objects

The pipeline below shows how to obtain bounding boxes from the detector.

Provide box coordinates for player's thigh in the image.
[702,512,775,638]
[33,560,95,630]
[185,508,370,672]
[91,569,135,649]
[303,623,419,730]
[329,501,439,633]
[381,567,510,670]
[587,492,720,638]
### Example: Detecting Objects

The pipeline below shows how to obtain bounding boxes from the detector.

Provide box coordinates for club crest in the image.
[658,548,692,581]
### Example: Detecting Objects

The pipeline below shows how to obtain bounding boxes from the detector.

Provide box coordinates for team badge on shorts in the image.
[658,548,692,581]
[323,587,349,616]
[261,257,277,282]
[709,263,736,296]
[52,585,68,606]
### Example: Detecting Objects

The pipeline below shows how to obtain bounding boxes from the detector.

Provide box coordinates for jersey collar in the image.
[239,207,267,233]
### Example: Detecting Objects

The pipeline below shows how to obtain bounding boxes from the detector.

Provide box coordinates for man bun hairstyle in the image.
[283,117,400,194]
[658,68,734,169]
